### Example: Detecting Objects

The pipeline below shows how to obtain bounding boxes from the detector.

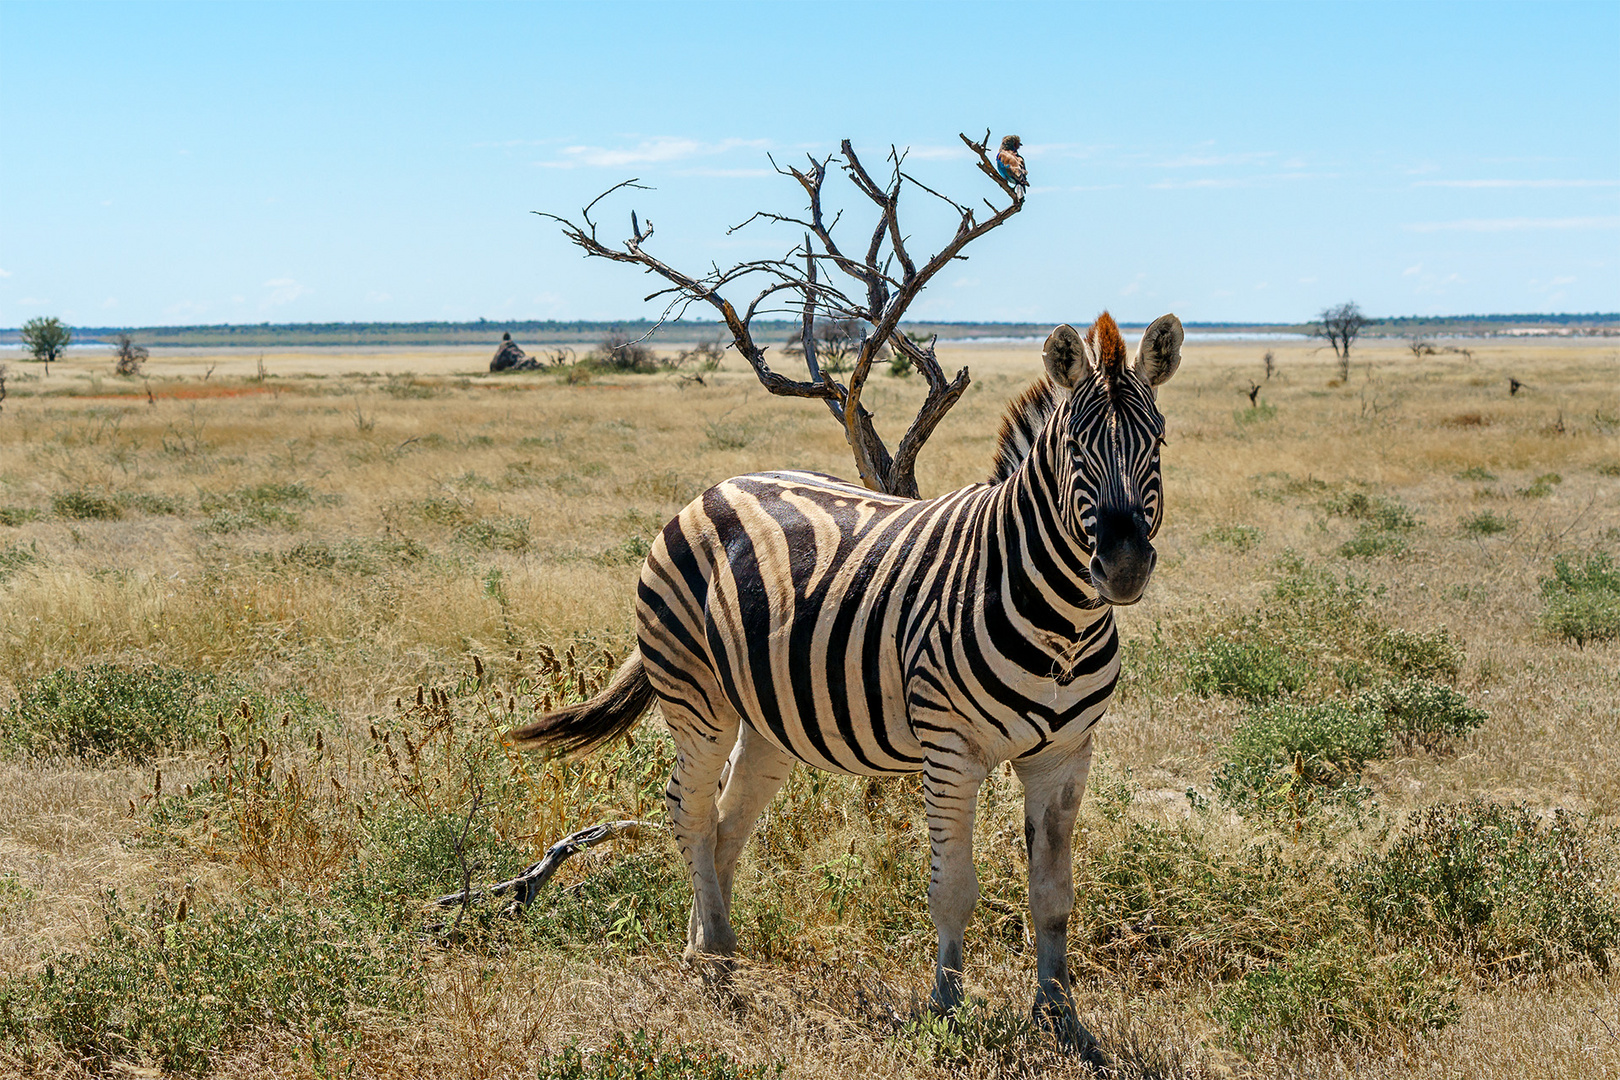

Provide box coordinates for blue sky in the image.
[2,1,1616,328]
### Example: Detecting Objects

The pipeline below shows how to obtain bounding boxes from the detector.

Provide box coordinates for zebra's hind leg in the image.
[1014,737,1108,1066]
[662,700,740,961]
[922,746,990,1015]
[713,725,795,913]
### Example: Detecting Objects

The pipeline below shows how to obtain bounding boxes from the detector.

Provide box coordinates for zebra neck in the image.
[984,410,1110,645]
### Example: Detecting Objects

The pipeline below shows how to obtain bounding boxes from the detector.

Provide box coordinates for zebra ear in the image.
[1042,324,1089,390]
[1134,313,1183,388]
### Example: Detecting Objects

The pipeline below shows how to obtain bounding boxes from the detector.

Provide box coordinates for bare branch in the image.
[537,129,1026,496]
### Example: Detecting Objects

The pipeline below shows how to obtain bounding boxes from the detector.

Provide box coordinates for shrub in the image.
[1325,491,1419,532]
[0,506,41,527]
[1517,472,1562,498]
[539,1030,783,1080]
[1538,552,1620,645]
[51,490,122,520]
[1072,822,1336,982]
[1183,633,1311,703]
[0,894,420,1074]
[1213,698,1386,811]
[1215,944,1457,1050]
[1337,525,1408,559]
[1,664,330,760]
[1364,677,1487,752]
[116,491,185,516]
[898,999,1039,1070]
[1202,524,1263,552]
[0,542,39,582]
[455,515,531,552]
[1455,466,1497,482]
[1370,626,1464,682]
[1351,802,1620,975]
[591,331,660,373]
[1460,509,1515,537]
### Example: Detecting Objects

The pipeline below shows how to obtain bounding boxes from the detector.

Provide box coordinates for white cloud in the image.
[19,296,45,305]
[541,137,769,169]
[674,167,774,179]
[1156,151,1276,169]
[101,297,119,308]
[1404,217,1620,232]
[365,291,393,304]
[1414,179,1619,189]
[0,268,10,277]
[262,278,309,307]
[1403,264,1422,276]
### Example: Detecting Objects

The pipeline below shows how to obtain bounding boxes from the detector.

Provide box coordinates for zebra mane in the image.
[989,377,1065,482]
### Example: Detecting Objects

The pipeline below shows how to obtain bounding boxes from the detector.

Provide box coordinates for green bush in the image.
[0,506,41,527]
[1073,823,1333,981]
[1213,698,1386,811]
[117,492,185,516]
[1325,491,1419,532]
[1,664,330,760]
[1517,472,1562,498]
[0,894,421,1075]
[1337,525,1408,559]
[525,848,690,953]
[899,999,1039,1069]
[0,542,39,581]
[1370,626,1464,682]
[1215,944,1457,1050]
[1455,466,1497,482]
[1460,510,1515,537]
[1539,552,1620,645]
[51,490,122,520]
[1183,634,1311,703]
[1363,677,1487,752]
[1351,802,1620,975]
[455,514,531,552]
[539,1030,783,1080]
[1202,524,1263,552]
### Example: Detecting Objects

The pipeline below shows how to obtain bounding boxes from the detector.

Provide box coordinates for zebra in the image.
[510,310,1182,1060]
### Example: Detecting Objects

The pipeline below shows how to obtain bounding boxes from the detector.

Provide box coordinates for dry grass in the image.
[1,336,1617,1078]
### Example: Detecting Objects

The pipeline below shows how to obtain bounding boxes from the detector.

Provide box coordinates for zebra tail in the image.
[505,648,655,756]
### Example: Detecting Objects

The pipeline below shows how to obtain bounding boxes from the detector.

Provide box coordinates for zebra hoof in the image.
[1033,1003,1110,1071]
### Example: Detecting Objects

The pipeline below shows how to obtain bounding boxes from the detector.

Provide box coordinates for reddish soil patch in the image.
[62,385,281,402]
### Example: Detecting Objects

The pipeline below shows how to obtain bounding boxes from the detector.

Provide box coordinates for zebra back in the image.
[989,377,1064,482]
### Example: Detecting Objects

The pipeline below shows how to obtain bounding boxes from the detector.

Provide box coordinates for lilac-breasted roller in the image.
[995,135,1028,193]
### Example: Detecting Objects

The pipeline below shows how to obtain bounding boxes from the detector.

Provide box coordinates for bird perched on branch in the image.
[995,135,1028,193]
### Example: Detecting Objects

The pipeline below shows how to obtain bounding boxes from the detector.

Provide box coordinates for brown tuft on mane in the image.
[989,377,1063,482]
[1084,312,1127,374]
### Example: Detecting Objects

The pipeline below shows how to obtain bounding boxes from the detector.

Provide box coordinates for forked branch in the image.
[538,130,1025,497]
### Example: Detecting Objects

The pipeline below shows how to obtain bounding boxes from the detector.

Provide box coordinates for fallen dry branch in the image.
[431,819,658,914]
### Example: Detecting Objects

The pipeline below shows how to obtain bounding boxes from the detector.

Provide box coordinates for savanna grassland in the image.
[0,335,1617,1079]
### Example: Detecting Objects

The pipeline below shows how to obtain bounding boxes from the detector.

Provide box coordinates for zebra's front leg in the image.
[923,751,989,1015]
[1014,738,1108,1065]
[663,703,739,961]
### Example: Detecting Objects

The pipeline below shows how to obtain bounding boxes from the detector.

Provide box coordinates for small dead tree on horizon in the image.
[1314,301,1369,380]
[538,131,1026,498]
[113,333,149,377]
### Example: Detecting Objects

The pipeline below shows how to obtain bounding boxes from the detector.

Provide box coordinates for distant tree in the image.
[113,332,149,377]
[20,317,71,375]
[1313,302,1368,380]
[1262,349,1276,380]
[1407,337,1436,360]
[0,362,8,413]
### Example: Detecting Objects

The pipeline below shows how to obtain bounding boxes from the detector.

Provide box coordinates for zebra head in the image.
[1041,311,1183,605]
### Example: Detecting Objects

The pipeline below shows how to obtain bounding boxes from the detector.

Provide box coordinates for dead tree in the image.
[538,131,1026,498]
[113,333,149,377]
[1314,301,1369,380]
[0,363,7,413]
